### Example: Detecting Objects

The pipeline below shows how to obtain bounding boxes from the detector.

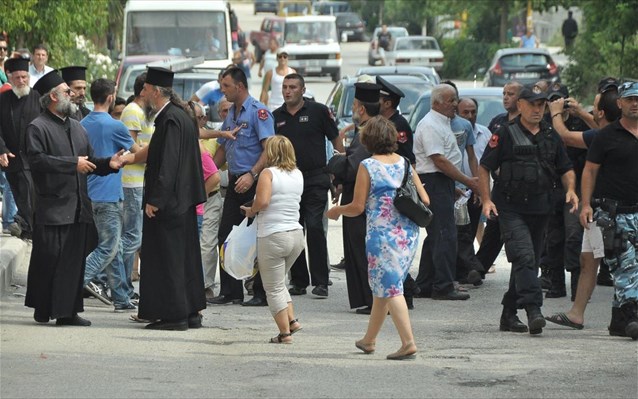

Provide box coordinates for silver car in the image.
[386,36,444,71]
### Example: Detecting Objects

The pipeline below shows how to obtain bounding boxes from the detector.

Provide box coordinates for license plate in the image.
[306,66,321,73]
[515,72,540,78]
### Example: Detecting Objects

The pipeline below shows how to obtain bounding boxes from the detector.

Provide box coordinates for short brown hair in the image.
[359,115,398,155]
[265,135,297,171]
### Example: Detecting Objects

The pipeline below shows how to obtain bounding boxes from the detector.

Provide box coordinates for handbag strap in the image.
[400,156,410,187]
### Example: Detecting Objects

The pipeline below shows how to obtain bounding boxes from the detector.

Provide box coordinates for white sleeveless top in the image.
[267,66,294,111]
[256,167,303,238]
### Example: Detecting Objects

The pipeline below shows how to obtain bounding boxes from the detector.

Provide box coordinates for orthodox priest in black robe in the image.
[339,83,381,314]
[25,71,122,326]
[0,58,41,239]
[137,67,207,330]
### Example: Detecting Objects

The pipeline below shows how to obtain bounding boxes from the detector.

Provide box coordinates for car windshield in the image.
[395,37,439,51]
[126,11,228,60]
[284,21,338,43]
[500,53,549,68]
[336,14,360,24]
[373,27,408,39]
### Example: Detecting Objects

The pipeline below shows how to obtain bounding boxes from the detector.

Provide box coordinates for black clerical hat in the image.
[60,66,87,83]
[376,76,405,100]
[354,82,381,103]
[4,58,29,73]
[146,67,174,88]
[33,70,65,95]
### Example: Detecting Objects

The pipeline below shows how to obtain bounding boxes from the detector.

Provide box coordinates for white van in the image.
[280,16,342,81]
[122,0,232,70]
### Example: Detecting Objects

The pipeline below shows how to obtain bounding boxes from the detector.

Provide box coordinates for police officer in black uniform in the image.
[273,73,342,298]
[478,85,578,335]
[376,75,419,308]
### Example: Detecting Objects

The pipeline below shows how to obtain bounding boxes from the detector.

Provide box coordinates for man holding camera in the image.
[580,81,638,340]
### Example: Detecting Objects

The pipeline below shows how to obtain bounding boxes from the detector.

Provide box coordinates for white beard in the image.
[12,86,30,98]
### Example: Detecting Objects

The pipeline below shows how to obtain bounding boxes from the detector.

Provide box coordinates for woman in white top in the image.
[260,49,296,111]
[241,136,305,344]
[258,37,279,78]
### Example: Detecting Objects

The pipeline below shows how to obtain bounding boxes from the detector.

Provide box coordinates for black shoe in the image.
[56,315,91,326]
[597,271,614,286]
[145,319,188,331]
[405,295,414,310]
[130,292,140,301]
[328,279,333,286]
[241,296,267,307]
[312,285,328,297]
[207,295,242,305]
[34,311,49,323]
[467,270,482,286]
[499,308,528,333]
[188,313,203,329]
[432,290,469,301]
[545,289,567,298]
[609,306,627,337]
[288,286,307,295]
[330,258,346,270]
[355,306,372,315]
[620,301,638,340]
[525,305,546,335]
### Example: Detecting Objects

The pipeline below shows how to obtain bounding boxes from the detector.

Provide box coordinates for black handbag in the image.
[394,158,433,227]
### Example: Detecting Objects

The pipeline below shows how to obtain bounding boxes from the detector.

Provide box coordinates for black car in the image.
[334,12,366,42]
[254,0,279,15]
[326,75,433,144]
[408,87,506,132]
[483,48,560,87]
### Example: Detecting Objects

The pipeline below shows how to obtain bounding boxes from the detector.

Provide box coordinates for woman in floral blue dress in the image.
[327,116,430,360]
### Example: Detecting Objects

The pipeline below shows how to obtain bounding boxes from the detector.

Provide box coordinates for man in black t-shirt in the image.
[479,85,577,336]
[376,25,392,65]
[273,73,342,298]
[580,81,638,340]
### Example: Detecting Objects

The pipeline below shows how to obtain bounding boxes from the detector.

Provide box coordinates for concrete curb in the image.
[0,234,29,296]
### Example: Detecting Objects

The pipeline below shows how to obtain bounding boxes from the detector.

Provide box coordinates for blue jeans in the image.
[84,201,130,306]
[121,187,143,298]
[0,172,17,229]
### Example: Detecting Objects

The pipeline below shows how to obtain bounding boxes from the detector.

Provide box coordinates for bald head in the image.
[458,98,478,126]
[503,81,523,113]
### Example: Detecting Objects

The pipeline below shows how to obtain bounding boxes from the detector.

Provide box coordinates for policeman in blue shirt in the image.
[210,67,275,306]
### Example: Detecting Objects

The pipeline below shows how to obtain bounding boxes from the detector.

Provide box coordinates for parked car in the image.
[277,0,311,16]
[312,1,351,15]
[386,36,444,71]
[483,48,560,87]
[368,26,408,66]
[334,12,365,42]
[254,0,279,15]
[356,65,441,85]
[326,74,433,132]
[408,87,506,132]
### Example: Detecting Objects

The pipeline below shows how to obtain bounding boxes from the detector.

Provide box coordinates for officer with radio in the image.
[479,85,578,336]
[580,81,638,340]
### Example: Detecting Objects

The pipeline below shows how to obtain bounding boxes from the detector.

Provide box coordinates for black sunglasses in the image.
[278,54,288,59]
[0,47,7,51]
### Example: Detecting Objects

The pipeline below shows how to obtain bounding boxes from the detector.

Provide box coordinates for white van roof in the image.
[125,0,228,12]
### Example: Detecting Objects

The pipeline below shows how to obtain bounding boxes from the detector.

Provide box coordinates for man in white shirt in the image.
[413,84,478,300]
[28,44,53,87]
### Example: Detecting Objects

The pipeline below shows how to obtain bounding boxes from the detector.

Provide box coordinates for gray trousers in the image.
[201,192,223,289]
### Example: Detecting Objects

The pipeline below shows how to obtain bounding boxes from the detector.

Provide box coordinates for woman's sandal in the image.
[270,332,292,344]
[355,339,376,354]
[289,319,302,334]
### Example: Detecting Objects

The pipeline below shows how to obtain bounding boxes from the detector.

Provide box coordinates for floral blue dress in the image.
[362,157,420,298]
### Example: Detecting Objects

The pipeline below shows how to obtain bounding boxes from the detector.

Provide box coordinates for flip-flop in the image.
[545,312,584,330]
[129,314,153,323]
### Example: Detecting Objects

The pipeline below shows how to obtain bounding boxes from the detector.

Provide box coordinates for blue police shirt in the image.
[218,95,275,175]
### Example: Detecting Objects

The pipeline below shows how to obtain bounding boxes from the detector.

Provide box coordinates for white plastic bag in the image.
[221,217,257,280]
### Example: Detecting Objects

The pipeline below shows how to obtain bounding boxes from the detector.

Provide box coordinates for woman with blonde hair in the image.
[241,135,304,344]
[327,116,430,360]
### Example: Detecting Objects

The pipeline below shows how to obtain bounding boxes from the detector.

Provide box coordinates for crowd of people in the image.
[1,35,637,360]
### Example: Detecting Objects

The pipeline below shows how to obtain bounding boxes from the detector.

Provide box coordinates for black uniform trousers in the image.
[289,172,331,288]
[217,174,265,300]
[416,172,457,296]
[456,199,485,280]
[499,210,549,309]
[341,182,372,309]
[476,217,503,276]
[5,169,35,234]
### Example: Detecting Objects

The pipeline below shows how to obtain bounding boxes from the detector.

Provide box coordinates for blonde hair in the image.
[265,135,297,171]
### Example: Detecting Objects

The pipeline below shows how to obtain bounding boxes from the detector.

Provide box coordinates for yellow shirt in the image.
[120,102,154,188]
